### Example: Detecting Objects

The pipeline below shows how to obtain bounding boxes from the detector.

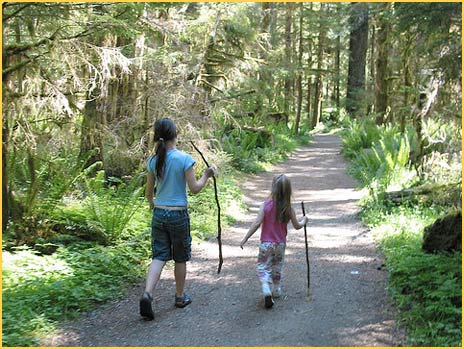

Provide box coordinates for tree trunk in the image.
[269,2,278,48]
[413,92,427,169]
[367,23,375,115]
[79,88,104,169]
[2,18,9,230]
[2,17,27,228]
[375,3,391,125]
[262,2,271,37]
[284,2,294,116]
[400,34,414,132]
[2,94,9,231]
[199,11,222,102]
[294,3,304,135]
[78,5,110,170]
[334,32,341,109]
[312,3,326,129]
[259,2,272,105]
[306,3,313,124]
[346,2,369,115]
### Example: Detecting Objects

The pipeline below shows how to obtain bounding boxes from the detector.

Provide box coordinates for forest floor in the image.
[43,134,405,346]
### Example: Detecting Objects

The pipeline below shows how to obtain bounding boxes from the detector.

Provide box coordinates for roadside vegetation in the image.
[338,116,461,346]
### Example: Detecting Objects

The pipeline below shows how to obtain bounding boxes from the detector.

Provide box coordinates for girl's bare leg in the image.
[145,259,166,296]
[174,262,187,297]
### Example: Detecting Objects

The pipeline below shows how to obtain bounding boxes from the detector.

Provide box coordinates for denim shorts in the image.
[151,208,191,262]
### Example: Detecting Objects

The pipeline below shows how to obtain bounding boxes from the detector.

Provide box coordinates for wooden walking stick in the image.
[190,141,223,274]
[301,201,310,298]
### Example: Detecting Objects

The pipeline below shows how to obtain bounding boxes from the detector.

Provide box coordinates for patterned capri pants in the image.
[256,241,286,288]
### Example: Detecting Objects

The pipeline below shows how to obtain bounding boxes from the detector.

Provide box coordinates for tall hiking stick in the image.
[190,141,223,274]
[301,201,310,298]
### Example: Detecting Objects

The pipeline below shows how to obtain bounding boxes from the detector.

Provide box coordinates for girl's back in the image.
[261,200,288,244]
[147,149,194,207]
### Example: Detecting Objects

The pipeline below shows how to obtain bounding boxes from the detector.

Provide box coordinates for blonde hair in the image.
[271,174,292,223]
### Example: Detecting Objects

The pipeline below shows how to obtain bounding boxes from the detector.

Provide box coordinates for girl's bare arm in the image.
[290,207,308,230]
[145,172,155,210]
[185,166,215,194]
[240,202,265,248]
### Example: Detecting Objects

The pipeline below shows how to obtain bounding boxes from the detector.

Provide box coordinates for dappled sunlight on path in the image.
[44,134,403,347]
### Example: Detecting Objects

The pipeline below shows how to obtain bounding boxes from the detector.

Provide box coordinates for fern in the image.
[82,171,145,245]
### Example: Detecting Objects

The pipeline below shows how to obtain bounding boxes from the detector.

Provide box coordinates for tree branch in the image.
[199,79,224,93]
[2,3,34,22]
[2,58,32,79]
[4,26,61,56]
[209,89,256,103]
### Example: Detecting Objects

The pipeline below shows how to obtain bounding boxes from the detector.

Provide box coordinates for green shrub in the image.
[350,129,416,195]
[2,242,150,346]
[341,118,381,159]
[81,171,145,245]
[344,117,461,346]
[2,166,244,347]
[4,153,102,247]
[218,117,310,173]
[362,201,462,346]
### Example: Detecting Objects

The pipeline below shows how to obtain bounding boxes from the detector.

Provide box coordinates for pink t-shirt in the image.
[260,200,288,243]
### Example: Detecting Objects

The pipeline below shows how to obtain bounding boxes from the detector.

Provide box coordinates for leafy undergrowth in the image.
[2,174,244,347]
[2,243,149,346]
[338,113,462,347]
[219,118,311,173]
[362,200,462,346]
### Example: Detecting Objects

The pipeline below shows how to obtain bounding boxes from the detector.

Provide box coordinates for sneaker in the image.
[264,295,274,309]
[139,292,154,320]
[175,293,192,308]
[273,286,282,298]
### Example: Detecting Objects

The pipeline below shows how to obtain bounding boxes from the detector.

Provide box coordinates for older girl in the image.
[140,118,215,320]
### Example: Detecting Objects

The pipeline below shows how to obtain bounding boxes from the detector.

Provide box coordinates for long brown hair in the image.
[271,174,292,223]
[153,118,177,179]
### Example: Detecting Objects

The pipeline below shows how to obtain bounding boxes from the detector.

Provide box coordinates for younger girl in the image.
[240,174,308,308]
[140,118,216,320]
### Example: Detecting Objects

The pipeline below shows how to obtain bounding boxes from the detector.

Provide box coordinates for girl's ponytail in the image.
[153,118,177,179]
[155,138,167,179]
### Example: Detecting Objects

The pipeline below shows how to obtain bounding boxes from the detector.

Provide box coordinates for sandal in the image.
[272,286,282,298]
[139,292,154,320]
[175,293,192,308]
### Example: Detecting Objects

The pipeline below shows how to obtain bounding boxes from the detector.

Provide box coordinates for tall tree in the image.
[346,2,369,115]
[2,2,149,226]
[311,3,326,129]
[394,2,461,134]
[306,3,314,124]
[334,29,342,109]
[374,3,392,125]
[283,2,294,117]
[294,3,304,134]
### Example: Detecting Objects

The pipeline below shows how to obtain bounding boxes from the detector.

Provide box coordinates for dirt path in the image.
[44,134,403,346]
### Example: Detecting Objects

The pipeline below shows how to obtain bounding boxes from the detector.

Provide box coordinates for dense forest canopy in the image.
[2,1,461,237]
